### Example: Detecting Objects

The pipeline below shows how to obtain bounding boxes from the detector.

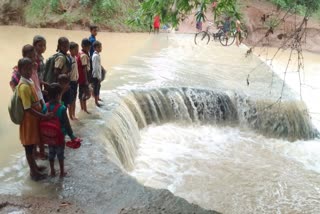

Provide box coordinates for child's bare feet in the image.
[30,172,47,181]
[50,169,56,177]
[60,172,67,178]
[37,165,47,172]
[35,152,48,160]
[84,110,91,114]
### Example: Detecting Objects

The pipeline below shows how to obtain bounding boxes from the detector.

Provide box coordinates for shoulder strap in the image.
[16,82,24,94]
[55,52,64,57]
[52,104,61,114]
[17,82,40,106]
[19,78,29,85]
[46,103,61,114]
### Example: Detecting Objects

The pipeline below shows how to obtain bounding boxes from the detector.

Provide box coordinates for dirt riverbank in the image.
[0,195,83,214]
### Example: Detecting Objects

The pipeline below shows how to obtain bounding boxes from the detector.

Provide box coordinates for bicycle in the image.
[194,22,236,46]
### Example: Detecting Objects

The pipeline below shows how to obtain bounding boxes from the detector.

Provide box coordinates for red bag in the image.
[40,104,64,146]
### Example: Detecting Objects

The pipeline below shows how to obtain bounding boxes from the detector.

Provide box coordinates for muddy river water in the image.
[0,26,320,213]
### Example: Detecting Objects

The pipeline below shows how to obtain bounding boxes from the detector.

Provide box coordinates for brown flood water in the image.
[0,26,149,169]
[0,26,320,213]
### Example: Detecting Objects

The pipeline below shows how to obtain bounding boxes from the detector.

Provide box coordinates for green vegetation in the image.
[128,0,243,29]
[270,0,320,16]
[24,0,144,31]
[127,0,320,30]
[4,0,320,31]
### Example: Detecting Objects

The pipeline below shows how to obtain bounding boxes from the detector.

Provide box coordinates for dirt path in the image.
[0,195,83,214]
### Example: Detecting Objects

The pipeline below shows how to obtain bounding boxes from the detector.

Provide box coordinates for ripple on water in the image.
[130,124,320,213]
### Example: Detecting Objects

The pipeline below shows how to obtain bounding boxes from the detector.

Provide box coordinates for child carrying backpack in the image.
[43,37,71,84]
[9,58,54,181]
[40,83,81,178]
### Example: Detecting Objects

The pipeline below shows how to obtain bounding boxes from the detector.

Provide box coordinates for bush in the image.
[25,0,50,25]
[270,0,320,15]
[80,0,92,6]
[50,0,59,12]
[92,0,120,21]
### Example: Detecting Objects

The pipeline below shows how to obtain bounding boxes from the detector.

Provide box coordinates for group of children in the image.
[9,25,104,180]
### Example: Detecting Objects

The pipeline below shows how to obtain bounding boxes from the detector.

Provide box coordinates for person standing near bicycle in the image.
[196,20,203,32]
[223,17,231,37]
[195,5,203,32]
[236,19,242,46]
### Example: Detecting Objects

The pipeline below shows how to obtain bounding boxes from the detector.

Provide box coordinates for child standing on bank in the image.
[46,83,79,178]
[68,42,79,120]
[92,41,103,107]
[89,25,98,57]
[54,37,71,81]
[33,36,47,84]
[21,45,47,159]
[17,58,53,181]
[77,38,91,114]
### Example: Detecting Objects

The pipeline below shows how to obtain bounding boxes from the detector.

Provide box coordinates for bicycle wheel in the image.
[194,31,210,45]
[219,31,235,46]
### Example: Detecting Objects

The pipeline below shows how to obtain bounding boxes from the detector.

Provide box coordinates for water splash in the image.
[103,87,317,169]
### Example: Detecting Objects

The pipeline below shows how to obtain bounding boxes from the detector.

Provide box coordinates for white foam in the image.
[130,124,320,213]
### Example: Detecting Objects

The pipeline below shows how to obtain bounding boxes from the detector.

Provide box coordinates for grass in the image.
[312,10,320,20]
[24,0,145,31]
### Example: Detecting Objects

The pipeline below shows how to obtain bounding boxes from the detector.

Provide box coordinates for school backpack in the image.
[39,103,64,146]
[43,53,72,84]
[8,83,25,125]
[101,66,107,82]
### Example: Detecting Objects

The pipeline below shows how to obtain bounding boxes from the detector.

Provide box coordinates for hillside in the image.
[0,0,144,32]
[1,0,320,52]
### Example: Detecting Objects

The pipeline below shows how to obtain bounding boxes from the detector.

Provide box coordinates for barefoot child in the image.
[77,38,91,114]
[88,25,98,57]
[33,35,47,84]
[54,37,71,81]
[17,58,53,181]
[46,83,79,178]
[20,45,47,160]
[91,41,103,107]
[68,42,79,120]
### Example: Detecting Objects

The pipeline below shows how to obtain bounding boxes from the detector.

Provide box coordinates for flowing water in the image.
[0,26,320,213]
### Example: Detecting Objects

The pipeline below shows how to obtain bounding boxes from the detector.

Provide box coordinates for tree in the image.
[128,0,241,28]
[129,0,319,28]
